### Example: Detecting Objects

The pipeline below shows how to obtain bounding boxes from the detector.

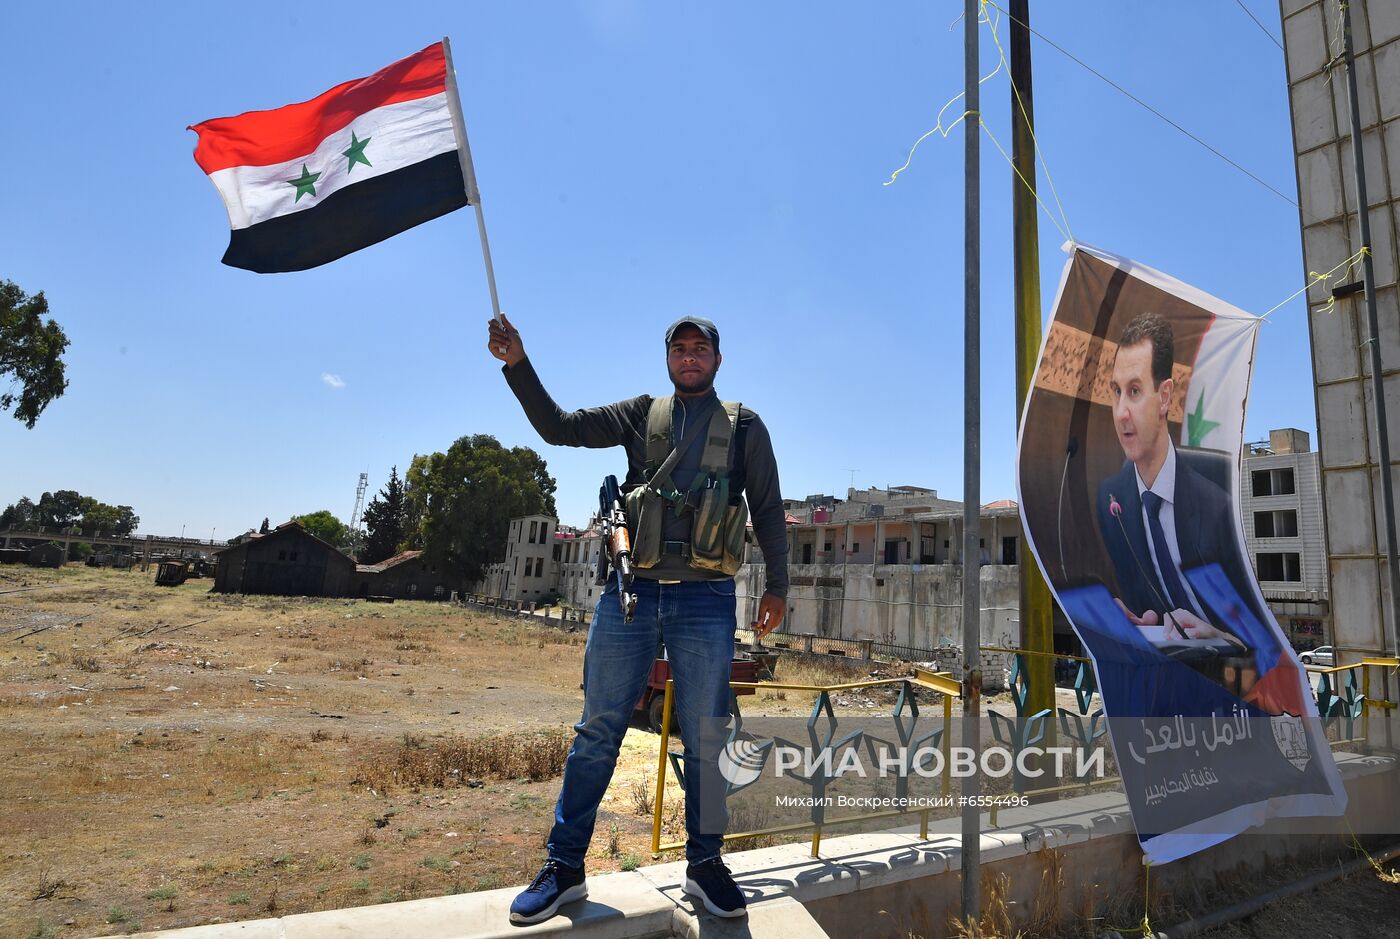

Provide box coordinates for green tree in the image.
[36,490,84,529]
[259,517,271,534]
[404,435,557,587]
[13,491,139,535]
[1,279,69,428]
[293,510,348,546]
[111,506,139,537]
[0,496,36,529]
[360,466,407,564]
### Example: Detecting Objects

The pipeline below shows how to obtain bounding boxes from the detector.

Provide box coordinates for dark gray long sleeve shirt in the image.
[503,356,789,598]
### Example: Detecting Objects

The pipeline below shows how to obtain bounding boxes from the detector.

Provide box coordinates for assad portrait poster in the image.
[1016,243,1346,864]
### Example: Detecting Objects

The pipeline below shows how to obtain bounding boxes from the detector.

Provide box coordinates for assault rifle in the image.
[595,475,638,622]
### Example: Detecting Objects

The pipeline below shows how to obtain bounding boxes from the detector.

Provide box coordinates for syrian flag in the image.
[190,41,473,273]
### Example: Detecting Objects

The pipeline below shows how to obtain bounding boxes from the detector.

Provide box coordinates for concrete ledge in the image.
[671,896,828,939]
[126,749,1398,939]
[128,921,282,939]
[635,842,857,913]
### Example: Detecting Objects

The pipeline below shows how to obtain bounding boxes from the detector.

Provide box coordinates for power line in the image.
[982,0,1298,207]
[1233,0,1284,52]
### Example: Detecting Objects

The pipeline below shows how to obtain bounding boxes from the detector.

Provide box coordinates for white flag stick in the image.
[442,36,503,325]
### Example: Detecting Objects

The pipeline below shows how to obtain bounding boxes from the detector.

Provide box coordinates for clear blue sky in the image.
[1,1,1313,538]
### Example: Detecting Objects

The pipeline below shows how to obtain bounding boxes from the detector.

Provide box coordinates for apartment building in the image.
[1241,428,1329,646]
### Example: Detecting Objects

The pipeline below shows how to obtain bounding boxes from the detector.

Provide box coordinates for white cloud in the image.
[321,372,346,389]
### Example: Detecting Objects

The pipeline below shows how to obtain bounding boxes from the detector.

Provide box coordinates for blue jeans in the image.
[546,577,737,866]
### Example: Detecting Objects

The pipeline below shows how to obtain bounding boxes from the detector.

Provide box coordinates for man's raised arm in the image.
[487,312,644,449]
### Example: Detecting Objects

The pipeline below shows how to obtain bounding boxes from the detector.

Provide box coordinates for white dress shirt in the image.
[1134,443,1204,615]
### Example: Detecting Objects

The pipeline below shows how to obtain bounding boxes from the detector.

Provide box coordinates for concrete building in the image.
[213,521,355,597]
[1283,0,1400,657]
[481,489,1034,667]
[769,496,1024,653]
[553,523,605,609]
[481,514,557,603]
[1242,428,1329,647]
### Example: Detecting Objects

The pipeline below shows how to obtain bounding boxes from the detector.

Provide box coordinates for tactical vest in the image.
[623,395,749,576]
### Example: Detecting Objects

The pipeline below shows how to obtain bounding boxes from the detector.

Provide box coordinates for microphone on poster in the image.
[1056,435,1079,582]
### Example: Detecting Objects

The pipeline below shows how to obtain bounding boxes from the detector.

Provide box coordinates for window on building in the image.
[1256,552,1302,582]
[278,550,286,561]
[1252,468,1297,497]
[290,551,298,562]
[553,544,562,561]
[852,542,860,553]
[529,520,538,543]
[514,557,519,574]
[1254,510,1299,538]
[1001,537,1017,565]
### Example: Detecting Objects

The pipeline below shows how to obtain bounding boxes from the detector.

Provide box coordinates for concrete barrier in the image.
[127,749,1395,939]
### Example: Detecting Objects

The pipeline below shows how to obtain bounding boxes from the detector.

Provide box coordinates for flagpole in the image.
[442,36,503,323]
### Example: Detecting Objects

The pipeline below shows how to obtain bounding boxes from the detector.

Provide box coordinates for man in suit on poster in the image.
[1094,312,1303,716]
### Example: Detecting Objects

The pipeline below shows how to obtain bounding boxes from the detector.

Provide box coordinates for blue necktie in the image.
[1141,490,1195,616]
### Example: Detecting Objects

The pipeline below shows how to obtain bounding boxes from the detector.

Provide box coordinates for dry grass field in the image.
[0,565,707,938]
[5,565,1396,938]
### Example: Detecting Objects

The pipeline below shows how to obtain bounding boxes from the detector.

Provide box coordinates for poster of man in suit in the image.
[1017,244,1344,864]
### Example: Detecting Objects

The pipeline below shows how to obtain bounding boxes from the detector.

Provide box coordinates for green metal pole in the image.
[1009,0,1057,775]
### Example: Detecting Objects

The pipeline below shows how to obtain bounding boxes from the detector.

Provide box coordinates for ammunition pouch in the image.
[625,396,749,576]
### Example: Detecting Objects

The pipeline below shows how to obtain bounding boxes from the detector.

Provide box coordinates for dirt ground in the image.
[3,565,922,939]
[1,566,685,938]
[4,565,1395,939]
[1194,859,1400,938]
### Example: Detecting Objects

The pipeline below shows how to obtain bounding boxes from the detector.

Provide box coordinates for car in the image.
[1299,645,1334,667]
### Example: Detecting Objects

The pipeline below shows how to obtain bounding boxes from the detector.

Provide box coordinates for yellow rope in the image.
[980,0,1075,244]
[1346,815,1400,883]
[884,1,1002,187]
[1258,247,1370,319]
[978,117,1072,244]
[1104,857,1154,936]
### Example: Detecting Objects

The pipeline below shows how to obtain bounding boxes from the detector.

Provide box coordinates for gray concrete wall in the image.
[1285,0,1400,663]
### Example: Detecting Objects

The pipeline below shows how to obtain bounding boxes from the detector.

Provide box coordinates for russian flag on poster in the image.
[190,42,471,273]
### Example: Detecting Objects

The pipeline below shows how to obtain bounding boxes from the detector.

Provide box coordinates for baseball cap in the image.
[664,316,720,351]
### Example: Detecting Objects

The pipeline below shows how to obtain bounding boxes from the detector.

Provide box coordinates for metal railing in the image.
[649,668,963,858]
[1306,656,1400,748]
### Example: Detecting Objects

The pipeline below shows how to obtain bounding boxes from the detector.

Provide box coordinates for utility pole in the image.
[961,0,983,926]
[1010,0,1056,773]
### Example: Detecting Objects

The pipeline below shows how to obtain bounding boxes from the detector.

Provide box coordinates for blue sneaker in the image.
[684,857,746,918]
[509,859,587,925]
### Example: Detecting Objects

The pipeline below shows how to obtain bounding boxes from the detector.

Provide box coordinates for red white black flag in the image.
[190,42,471,273]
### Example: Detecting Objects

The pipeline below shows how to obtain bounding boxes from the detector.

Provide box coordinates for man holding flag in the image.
[489,312,790,924]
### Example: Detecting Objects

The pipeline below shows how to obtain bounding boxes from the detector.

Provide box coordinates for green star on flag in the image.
[1187,391,1219,447]
[287,164,321,202]
[342,131,372,172]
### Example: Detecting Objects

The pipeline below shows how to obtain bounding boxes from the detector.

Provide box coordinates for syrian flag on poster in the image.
[1074,244,1260,457]
[190,41,472,273]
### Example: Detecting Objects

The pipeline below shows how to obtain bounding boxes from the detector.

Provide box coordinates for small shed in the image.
[354,550,453,600]
[213,521,355,597]
[28,543,65,568]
